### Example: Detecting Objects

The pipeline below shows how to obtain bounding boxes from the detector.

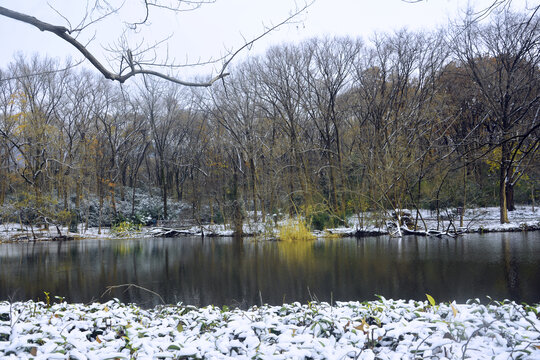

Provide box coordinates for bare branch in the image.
[0,59,84,82]
[101,283,165,304]
[0,2,312,86]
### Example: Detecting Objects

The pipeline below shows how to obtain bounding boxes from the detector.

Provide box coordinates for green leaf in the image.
[426,294,436,307]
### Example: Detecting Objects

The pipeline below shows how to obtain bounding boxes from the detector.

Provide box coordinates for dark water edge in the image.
[1,232,539,308]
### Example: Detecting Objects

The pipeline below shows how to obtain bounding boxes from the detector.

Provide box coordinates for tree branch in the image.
[0,2,312,86]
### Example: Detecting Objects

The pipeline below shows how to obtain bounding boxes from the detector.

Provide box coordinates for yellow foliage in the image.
[278,219,315,241]
[111,221,142,237]
[485,146,525,174]
[484,147,501,173]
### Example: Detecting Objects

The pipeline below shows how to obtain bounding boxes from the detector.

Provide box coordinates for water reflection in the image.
[0,233,539,307]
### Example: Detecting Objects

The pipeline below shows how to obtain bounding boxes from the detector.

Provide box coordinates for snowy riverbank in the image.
[142,206,540,238]
[1,205,538,241]
[1,298,539,359]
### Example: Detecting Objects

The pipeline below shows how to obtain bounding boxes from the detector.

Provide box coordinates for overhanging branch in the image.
[0,2,312,86]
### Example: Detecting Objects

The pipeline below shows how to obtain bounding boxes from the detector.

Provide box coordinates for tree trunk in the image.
[160,158,168,219]
[0,169,6,205]
[120,166,126,201]
[63,174,68,211]
[328,152,338,213]
[131,179,137,218]
[175,169,182,201]
[249,157,258,222]
[75,179,81,210]
[506,181,515,211]
[461,164,467,227]
[110,184,117,218]
[499,145,509,224]
[98,190,103,234]
[232,165,244,237]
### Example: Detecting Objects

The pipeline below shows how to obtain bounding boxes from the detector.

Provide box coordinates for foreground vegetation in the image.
[1,297,539,359]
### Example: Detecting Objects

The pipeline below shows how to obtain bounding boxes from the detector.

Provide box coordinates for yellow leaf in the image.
[96,336,102,344]
[451,303,458,317]
[354,318,369,334]
[426,294,436,307]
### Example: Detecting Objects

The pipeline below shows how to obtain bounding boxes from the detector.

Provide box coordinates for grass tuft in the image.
[278,219,315,241]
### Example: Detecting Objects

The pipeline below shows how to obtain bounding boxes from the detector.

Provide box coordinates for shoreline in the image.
[1,218,539,242]
[1,205,538,242]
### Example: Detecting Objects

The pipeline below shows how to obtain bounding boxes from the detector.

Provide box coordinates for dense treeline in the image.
[0,9,538,233]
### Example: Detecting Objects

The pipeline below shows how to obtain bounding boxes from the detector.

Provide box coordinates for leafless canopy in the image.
[0,1,312,86]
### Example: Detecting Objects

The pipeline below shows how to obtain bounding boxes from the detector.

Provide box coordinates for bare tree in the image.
[301,36,361,219]
[348,28,452,231]
[256,43,312,216]
[205,60,265,233]
[0,55,69,195]
[139,78,185,219]
[451,9,540,223]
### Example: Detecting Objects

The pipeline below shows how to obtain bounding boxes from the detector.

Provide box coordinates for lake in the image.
[1,232,539,307]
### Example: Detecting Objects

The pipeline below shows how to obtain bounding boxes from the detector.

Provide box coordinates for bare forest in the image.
[1,9,539,234]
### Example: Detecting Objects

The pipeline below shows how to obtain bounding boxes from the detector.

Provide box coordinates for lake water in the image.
[1,232,539,307]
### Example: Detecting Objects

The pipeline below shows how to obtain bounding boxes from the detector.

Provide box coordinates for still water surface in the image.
[1,232,539,307]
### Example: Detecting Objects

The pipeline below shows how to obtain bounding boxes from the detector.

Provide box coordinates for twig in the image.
[7,294,23,339]
[461,319,498,360]
[414,331,434,359]
[101,283,165,305]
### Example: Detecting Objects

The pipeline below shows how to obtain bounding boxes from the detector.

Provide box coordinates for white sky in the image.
[0,0,534,81]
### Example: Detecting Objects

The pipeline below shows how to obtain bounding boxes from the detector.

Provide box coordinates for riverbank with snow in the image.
[1,205,538,242]
[1,298,539,359]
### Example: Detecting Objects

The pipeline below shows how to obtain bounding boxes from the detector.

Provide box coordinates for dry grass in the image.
[278,219,315,241]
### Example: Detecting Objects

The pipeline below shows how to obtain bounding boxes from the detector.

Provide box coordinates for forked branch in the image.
[0,2,312,86]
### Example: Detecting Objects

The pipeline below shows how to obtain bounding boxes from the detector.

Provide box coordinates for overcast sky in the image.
[0,0,534,80]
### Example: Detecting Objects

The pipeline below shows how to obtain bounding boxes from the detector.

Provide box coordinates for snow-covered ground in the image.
[149,205,539,238]
[336,205,540,236]
[1,205,538,241]
[1,298,538,359]
[0,223,117,242]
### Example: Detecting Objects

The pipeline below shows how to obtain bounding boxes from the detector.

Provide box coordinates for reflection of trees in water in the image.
[0,233,539,306]
[502,234,521,301]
